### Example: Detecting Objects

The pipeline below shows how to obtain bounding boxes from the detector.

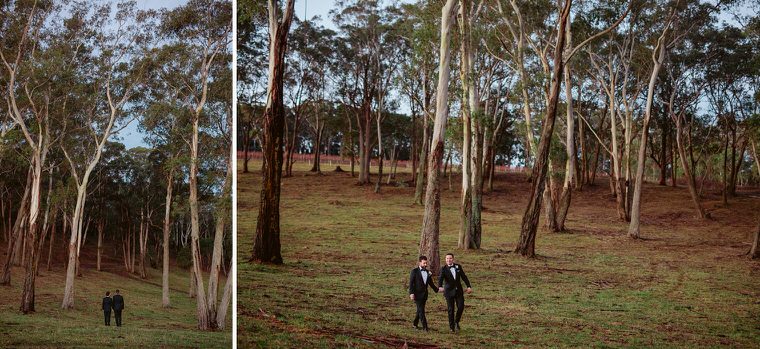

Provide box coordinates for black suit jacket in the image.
[102,297,113,311]
[112,295,124,311]
[438,263,471,299]
[408,267,438,301]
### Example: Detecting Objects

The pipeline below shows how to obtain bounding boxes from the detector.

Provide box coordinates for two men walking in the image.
[102,289,125,327]
[408,253,472,333]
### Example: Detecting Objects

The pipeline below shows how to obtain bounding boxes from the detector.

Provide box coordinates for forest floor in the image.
[238,160,760,348]
[0,243,232,348]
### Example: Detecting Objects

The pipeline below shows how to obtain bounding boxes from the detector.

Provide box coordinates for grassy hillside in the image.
[0,250,231,348]
[238,160,760,348]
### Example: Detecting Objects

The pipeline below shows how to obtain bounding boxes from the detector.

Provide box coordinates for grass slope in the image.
[0,253,231,348]
[238,160,760,348]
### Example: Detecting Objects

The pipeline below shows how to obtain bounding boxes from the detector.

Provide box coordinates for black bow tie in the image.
[449,265,455,268]
[421,268,428,272]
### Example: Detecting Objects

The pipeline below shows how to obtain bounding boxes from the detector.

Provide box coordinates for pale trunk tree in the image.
[555,18,575,232]
[458,2,473,249]
[628,25,670,238]
[61,78,133,309]
[215,271,232,329]
[207,149,232,325]
[187,25,229,328]
[1,1,53,312]
[162,167,175,307]
[413,70,432,205]
[458,0,482,249]
[671,89,709,219]
[420,0,458,276]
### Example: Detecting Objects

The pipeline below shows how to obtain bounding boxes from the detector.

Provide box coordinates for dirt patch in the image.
[245,308,440,348]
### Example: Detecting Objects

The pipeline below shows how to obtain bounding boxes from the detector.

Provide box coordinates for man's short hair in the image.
[419,255,428,262]
[115,289,120,294]
[445,253,454,257]
[106,291,110,296]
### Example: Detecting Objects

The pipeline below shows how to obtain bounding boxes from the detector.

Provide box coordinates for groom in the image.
[438,253,472,333]
[408,255,439,331]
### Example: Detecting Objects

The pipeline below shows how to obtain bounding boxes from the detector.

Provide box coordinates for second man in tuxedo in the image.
[438,253,472,333]
[112,289,125,327]
[408,255,439,331]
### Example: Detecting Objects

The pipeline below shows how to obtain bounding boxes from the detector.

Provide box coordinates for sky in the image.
[120,0,187,149]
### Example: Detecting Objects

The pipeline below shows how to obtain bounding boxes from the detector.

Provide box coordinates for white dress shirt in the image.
[420,267,428,284]
[448,264,456,279]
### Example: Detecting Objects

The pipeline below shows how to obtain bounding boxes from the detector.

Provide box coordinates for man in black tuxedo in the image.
[112,289,125,327]
[438,253,472,333]
[408,255,439,331]
[102,291,113,326]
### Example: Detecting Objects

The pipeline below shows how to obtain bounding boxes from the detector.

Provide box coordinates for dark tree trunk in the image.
[1,168,32,285]
[515,0,571,257]
[243,124,250,173]
[752,214,760,259]
[252,0,295,264]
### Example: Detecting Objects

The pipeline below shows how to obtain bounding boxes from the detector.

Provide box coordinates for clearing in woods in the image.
[0,244,232,348]
[238,160,760,348]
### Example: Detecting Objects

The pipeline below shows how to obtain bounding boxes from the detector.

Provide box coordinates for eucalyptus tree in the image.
[419,0,458,277]
[53,0,158,310]
[141,71,187,307]
[395,0,438,203]
[161,0,231,330]
[514,0,571,256]
[0,0,55,311]
[252,0,294,266]
[331,0,393,185]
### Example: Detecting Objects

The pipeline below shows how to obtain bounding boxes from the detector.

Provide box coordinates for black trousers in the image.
[104,310,111,326]
[445,293,465,330]
[413,298,428,329]
[114,310,123,326]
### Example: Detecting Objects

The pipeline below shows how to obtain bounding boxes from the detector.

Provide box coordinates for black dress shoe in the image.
[455,323,461,332]
[450,328,455,333]
[413,325,420,330]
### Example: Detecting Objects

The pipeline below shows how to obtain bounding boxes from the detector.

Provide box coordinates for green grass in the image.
[0,261,231,348]
[238,160,760,348]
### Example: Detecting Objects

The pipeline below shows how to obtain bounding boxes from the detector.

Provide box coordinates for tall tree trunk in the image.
[420,0,457,277]
[722,124,729,205]
[21,149,47,313]
[252,0,295,265]
[671,137,678,187]
[515,0,571,257]
[162,168,174,308]
[97,220,103,272]
[659,122,668,185]
[208,153,232,327]
[749,139,759,259]
[627,31,668,239]
[1,168,32,285]
[215,273,232,329]
[414,104,430,205]
[242,124,250,173]
[673,112,708,219]
[46,209,56,271]
[138,210,147,279]
[555,23,576,232]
